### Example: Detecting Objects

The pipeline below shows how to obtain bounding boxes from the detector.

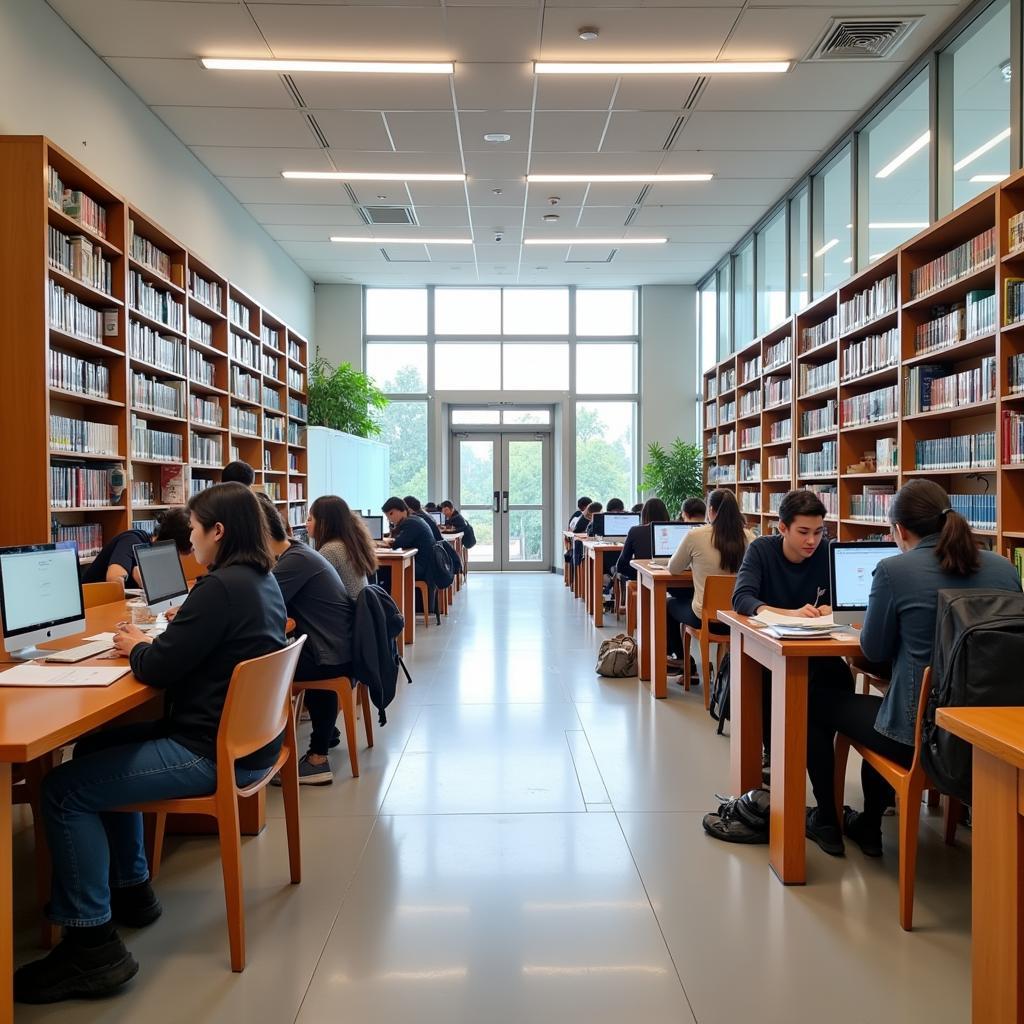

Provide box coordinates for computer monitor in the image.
[134,540,189,614]
[361,514,384,541]
[829,541,897,626]
[650,522,699,561]
[429,511,443,525]
[593,512,640,538]
[0,543,86,660]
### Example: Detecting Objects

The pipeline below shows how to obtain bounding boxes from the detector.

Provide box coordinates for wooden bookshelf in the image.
[0,135,309,556]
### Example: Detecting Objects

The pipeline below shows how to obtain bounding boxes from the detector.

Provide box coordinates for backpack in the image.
[461,521,477,549]
[351,584,413,726]
[922,588,1024,804]
[596,633,638,677]
[445,539,464,578]
[709,652,730,735]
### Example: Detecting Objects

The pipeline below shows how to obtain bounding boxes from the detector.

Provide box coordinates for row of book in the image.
[768,491,786,514]
[1003,409,1024,464]
[228,299,251,331]
[720,429,736,454]
[287,367,305,392]
[948,492,996,530]
[798,358,838,396]
[262,353,281,380]
[191,476,217,498]
[909,227,996,299]
[765,378,791,407]
[767,451,790,479]
[705,405,719,429]
[189,434,223,466]
[264,416,286,443]
[841,328,899,382]
[188,314,213,348]
[800,315,838,355]
[904,358,996,414]
[739,390,761,417]
[131,416,182,462]
[49,349,109,399]
[230,332,260,370]
[230,406,258,436]
[288,397,307,420]
[707,464,737,485]
[49,281,114,344]
[288,339,303,364]
[914,431,996,470]
[264,386,282,411]
[914,304,965,355]
[850,485,894,522]
[130,271,184,332]
[764,335,792,370]
[805,483,838,516]
[49,226,114,295]
[48,166,108,239]
[129,320,185,375]
[742,354,761,383]
[706,377,718,400]
[132,519,158,535]
[720,400,736,423]
[51,521,104,559]
[706,435,718,456]
[230,368,261,404]
[189,395,222,427]
[740,491,761,514]
[262,324,281,351]
[839,274,897,334]
[189,271,223,312]
[131,372,184,418]
[288,422,305,446]
[1003,278,1024,325]
[876,437,898,472]
[966,290,996,337]
[288,482,305,501]
[841,384,898,427]
[798,441,837,478]
[1010,211,1024,254]
[189,349,216,387]
[740,458,760,482]
[1012,547,1024,584]
[264,481,282,501]
[800,400,837,436]
[768,417,791,443]
[130,480,154,504]
[50,464,114,509]
[50,416,118,456]
[129,222,174,281]
[720,367,737,392]
[740,425,762,449]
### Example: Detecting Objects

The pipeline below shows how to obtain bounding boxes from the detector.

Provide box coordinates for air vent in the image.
[305,114,330,149]
[682,78,706,111]
[362,206,417,225]
[281,74,307,109]
[662,116,686,151]
[806,16,921,61]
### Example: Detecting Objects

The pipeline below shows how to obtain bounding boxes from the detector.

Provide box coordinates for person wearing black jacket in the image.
[439,500,468,533]
[614,497,669,583]
[404,495,443,541]
[16,483,286,1004]
[568,496,592,530]
[82,508,192,586]
[382,496,436,586]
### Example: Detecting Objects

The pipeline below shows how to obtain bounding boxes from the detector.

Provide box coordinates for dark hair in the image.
[188,482,273,573]
[309,495,379,577]
[641,497,669,525]
[631,502,644,513]
[577,496,593,511]
[403,495,422,512]
[222,460,255,486]
[682,497,707,520]
[153,507,192,553]
[254,492,288,543]
[890,479,979,576]
[778,489,827,526]
[382,496,408,514]
[606,498,625,513]
[585,501,603,515]
[425,502,439,513]
[708,489,748,573]
[440,500,456,512]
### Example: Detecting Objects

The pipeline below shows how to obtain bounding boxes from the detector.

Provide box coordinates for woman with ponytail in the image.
[805,479,1021,858]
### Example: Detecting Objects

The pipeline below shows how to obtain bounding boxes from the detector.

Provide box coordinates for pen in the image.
[812,587,826,609]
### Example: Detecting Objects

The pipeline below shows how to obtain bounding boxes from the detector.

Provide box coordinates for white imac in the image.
[650,522,699,563]
[134,540,189,614]
[429,511,443,525]
[829,541,898,626]
[361,514,384,541]
[0,543,86,660]
[594,512,641,538]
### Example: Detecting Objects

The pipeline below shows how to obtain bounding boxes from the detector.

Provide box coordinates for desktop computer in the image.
[592,512,640,538]
[133,540,189,614]
[361,514,384,541]
[650,522,699,563]
[829,541,897,625]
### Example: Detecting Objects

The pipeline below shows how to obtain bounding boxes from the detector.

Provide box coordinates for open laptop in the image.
[133,540,189,614]
[650,522,699,564]
[592,512,640,539]
[361,514,384,541]
[829,541,897,626]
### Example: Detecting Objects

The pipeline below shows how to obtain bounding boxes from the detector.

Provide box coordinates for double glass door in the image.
[452,432,550,571]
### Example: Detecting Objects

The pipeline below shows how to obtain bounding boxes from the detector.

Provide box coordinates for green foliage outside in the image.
[639,439,703,515]
[574,405,633,504]
[308,355,388,438]
[370,365,428,498]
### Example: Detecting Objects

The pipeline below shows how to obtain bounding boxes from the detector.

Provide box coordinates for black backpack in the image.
[445,539,464,578]
[708,653,730,735]
[351,584,412,726]
[461,521,477,549]
[428,540,456,591]
[923,588,1024,804]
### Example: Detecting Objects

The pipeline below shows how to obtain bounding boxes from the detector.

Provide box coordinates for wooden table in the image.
[376,548,418,649]
[562,531,575,587]
[630,560,693,699]
[719,610,862,885]
[585,541,623,627]
[442,532,464,594]
[936,707,1024,1023]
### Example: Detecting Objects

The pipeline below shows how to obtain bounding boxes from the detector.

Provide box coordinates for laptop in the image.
[650,522,699,564]
[361,514,384,541]
[828,541,897,626]
[592,512,640,539]
[133,540,189,614]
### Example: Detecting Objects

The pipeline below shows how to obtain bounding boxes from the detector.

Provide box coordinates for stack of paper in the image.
[752,609,835,639]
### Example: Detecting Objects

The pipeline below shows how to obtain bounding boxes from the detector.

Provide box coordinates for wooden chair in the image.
[122,637,307,972]
[82,580,124,608]
[625,580,637,636]
[681,575,736,710]
[291,676,374,778]
[415,581,432,627]
[180,551,207,582]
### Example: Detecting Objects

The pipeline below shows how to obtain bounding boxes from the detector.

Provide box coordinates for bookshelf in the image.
[0,135,309,559]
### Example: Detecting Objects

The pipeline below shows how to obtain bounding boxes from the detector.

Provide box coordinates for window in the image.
[861,68,930,265]
[365,288,427,336]
[451,409,500,424]
[733,238,754,349]
[365,343,427,393]
[435,288,501,335]
[502,288,569,335]
[944,0,1011,210]
[717,262,731,358]
[756,207,787,333]
[575,402,636,504]
[435,343,501,390]
[699,279,717,372]
[373,401,427,497]
[576,343,637,394]
[576,290,638,336]
[812,146,852,295]
[502,343,569,390]
[503,410,550,424]
[790,186,808,313]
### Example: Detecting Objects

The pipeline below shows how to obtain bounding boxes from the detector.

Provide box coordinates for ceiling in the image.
[48,0,972,288]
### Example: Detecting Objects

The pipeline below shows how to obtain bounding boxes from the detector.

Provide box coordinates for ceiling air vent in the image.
[361,206,417,225]
[806,16,921,61]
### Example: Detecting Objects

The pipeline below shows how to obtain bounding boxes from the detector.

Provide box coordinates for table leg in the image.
[970,751,1024,1023]
[769,655,808,885]
[403,563,416,646]
[585,551,593,616]
[637,577,651,682]
[651,583,667,699]
[730,631,763,796]
[387,565,406,655]
[593,554,604,628]
[0,763,11,1024]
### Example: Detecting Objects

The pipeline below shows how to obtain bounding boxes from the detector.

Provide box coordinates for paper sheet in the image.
[0,664,130,687]
[752,609,834,629]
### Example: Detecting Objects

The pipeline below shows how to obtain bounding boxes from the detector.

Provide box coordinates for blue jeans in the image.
[42,722,267,927]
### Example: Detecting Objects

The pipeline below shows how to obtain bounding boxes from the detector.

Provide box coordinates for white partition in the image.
[307,426,390,515]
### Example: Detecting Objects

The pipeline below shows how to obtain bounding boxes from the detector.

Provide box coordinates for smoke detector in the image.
[578,26,599,41]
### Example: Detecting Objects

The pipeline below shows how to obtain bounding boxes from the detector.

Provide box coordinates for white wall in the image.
[313,284,363,367]
[0,0,313,335]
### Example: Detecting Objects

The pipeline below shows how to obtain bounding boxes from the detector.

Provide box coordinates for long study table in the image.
[374,548,418,650]
[584,540,623,628]
[630,560,693,699]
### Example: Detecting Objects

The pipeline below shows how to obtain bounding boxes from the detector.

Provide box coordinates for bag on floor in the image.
[922,588,1024,804]
[352,584,413,726]
[596,633,637,677]
[708,652,730,735]
[702,788,770,845]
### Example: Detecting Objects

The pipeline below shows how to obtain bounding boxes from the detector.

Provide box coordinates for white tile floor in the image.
[12,573,972,1022]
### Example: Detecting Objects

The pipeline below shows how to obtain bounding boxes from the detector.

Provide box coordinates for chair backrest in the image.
[702,574,737,626]
[82,580,125,608]
[217,636,306,765]
[180,551,207,581]
[909,667,933,774]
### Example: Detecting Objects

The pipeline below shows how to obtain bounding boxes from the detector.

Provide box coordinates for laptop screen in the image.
[594,512,640,538]
[829,542,897,611]
[361,514,384,541]
[650,522,699,559]
[134,540,189,609]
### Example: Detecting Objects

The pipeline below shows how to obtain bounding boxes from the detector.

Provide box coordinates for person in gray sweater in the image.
[307,495,378,598]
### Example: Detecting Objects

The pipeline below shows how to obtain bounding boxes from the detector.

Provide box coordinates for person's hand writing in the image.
[163,606,180,622]
[793,604,825,618]
[113,623,151,657]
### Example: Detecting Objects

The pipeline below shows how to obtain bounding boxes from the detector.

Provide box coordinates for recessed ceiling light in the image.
[284,171,465,182]
[483,133,512,143]
[814,238,839,258]
[953,127,1011,172]
[492,188,503,196]
[970,173,1009,183]
[524,237,667,245]
[376,194,387,200]
[875,130,930,179]
[330,236,473,244]
[534,61,789,75]
[868,221,928,229]
[527,173,711,183]
[542,213,560,222]
[201,58,453,74]
[578,27,599,41]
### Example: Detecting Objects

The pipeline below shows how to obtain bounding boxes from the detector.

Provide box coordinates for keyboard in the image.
[45,638,116,663]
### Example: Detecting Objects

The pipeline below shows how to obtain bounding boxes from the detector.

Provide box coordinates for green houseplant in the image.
[639,439,703,514]
[307,355,389,438]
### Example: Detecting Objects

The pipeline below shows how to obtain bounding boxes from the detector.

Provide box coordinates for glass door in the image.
[454,434,500,571]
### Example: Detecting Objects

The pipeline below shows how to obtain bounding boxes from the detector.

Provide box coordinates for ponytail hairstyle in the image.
[889,478,979,576]
[640,497,669,525]
[309,495,379,577]
[708,488,748,573]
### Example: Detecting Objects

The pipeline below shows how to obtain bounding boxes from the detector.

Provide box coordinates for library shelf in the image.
[1001,463,1024,471]
[763,438,793,450]
[187,295,226,322]
[47,204,123,256]
[48,330,124,360]
[273,500,288,506]
[1002,247,1024,264]
[49,506,124,514]
[191,423,228,434]
[839,365,899,389]
[737,410,761,424]
[228,321,261,345]
[132,504,172,512]
[904,333,996,368]
[129,306,185,340]
[128,256,185,297]
[130,458,185,467]
[229,395,261,409]
[840,518,890,527]
[49,388,124,409]
[902,261,996,312]
[189,379,228,398]
[797,339,838,362]
[130,407,187,426]
[128,356,186,381]
[841,471,900,479]
[797,429,838,442]
[263,375,286,388]
[188,338,226,361]
[839,308,898,344]
[840,419,899,433]
[288,499,306,504]
[49,449,123,462]
[49,266,122,308]
[903,398,997,422]
[798,473,839,481]
[903,467,997,476]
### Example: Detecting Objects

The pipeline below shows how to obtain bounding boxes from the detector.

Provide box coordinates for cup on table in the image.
[127,599,157,627]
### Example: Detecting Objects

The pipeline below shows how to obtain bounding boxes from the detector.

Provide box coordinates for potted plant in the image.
[639,439,703,514]
[307,354,388,438]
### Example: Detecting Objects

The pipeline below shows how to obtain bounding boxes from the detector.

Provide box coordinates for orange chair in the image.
[180,551,207,582]
[625,580,637,637]
[82,580,124,608]
[681,575,736,709]
[415,581,432,627]
[291,676,374,778]
[123,637,307,971]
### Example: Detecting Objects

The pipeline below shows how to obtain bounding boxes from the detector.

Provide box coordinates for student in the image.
[221,460,255,486]
[15,483,286,1003]
[805,480,1022,857]
[568,497,592,530]
[307,495,378,598]
[631,502,644,514]
[382,496,437,590]
[680,497,707,523]
[258,495,355,785]
[404,494,443,542]
[82,507,192,586]
[425,502,440,515]
[605,498,626,513]
[572,501,602,572]
[439,500,467,533]
[614,497,669,583]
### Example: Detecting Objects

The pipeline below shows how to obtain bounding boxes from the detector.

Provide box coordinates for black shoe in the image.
[805,807,845,857]
[842,806,883,858]
[761,752,771,787]
[689,656,699,684]
[111,882,162,928]
[329,727,341,749]
[14,934,138,1003]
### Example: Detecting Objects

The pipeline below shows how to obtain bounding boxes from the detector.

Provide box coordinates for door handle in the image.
[502,490,509,514]
[493,490,500,513]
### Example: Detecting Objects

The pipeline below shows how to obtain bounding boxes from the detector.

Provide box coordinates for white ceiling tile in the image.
[529,151,663,174]
[473,244,522,262]
[569,206,627,228]
[458,112,534,151]
[613,76,701,110]
[601,111,683,151]
[296,74,454,111]
[324,151,464,174]
[559,182,638,205]
[310,111,394,150]
[444,8,540,61]
[661,149,819,178]
[245,204,364,227]
[531,111,608,152]
[152,106,316,148]
[535,76,614,111]
[627,204,768,226]
[346,183,414,206]
[410,207,474,227]
[220,176,351,204]
[645,177,790,205]
[106,58,294,108]
[452,63,535,110]
[192,145,329,177]
[676,110,856,151]
[385,111,460,151]
[526,184,591,206]
[264,224,352,243]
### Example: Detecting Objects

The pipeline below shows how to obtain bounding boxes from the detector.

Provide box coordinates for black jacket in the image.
[392,513,437,582]
[615,524,653,581]
[732,534,830,616]
[352,584,407,725]
[82,528,150,583]
[414,509,443,542]
[129,564,287,768]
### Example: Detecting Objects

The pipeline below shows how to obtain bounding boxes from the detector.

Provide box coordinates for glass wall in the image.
[717,262,731,358]
[575,401,636,504]
[733,238,754,349]
[699,279,717,372]
[756,206,787,333]
[812,145,853,296]
[789,187,808,313]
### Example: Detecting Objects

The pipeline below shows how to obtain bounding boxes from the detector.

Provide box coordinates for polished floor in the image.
[13,573,972,1022]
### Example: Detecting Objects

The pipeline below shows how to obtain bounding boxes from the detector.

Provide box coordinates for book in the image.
[160,464,187,504]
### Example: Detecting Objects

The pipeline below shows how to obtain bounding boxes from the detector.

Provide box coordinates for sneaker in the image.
[842,806,883,858]
[14,935,138,1003]
[110,882,162,928]
[297,754,333,785]
[805,807,844,857]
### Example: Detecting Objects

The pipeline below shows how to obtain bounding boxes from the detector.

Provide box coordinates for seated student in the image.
[404,495,443,542]
[805,480,1021,857]
[680,497,707,523]
[307,495,378,598]
[731,489,853,850]
[221,459,255,486]
[615,497,669,583]
[14,483,286,1003]
[631,502,644,514]
[568,497,592,531]
[382,496,437,598]
[257,495,355,785]
[82,507,192,586]
[439,500,468,533]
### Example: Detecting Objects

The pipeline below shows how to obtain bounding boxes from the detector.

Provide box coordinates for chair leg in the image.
[833,736,851,826]
[215,794,246,972]
[358,682,374,748]
[145,811,168,880]
[926,788,940,809]
[898,777,926,931]
[943,795,963,846]
[338,682,360,778]
[682,631,692,690]
[280,747,302,886]
[699,632,711,708]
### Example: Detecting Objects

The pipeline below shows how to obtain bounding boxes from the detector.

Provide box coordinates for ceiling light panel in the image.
[284,171,466,182]
[201,58,454,74]
[535,62,788,74]
[528,174,712,183]
[875,131,930,179]
[330,236,474,244]
[524,238,668,245]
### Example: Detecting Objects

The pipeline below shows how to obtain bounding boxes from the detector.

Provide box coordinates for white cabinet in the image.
[307,426,389,514]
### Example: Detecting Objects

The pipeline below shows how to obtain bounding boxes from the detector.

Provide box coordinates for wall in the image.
[313,284,363,367]
[0,0,313,335]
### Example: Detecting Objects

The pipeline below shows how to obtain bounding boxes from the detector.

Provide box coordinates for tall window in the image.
[575,402,636,504]
[717,262,731,358]
[789,187,809,313]
[756,206,787,333]
[699,279,717,372]
[812,146,853,296]
[733,239,754,349]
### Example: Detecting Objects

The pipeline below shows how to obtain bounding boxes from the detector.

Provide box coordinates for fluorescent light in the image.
[869,253,888,261]
[868,221,928,229]
[814,238,839,258]
[970,173,1009,183]
[524,237,667,245]
[953,127,1011,172]
[842,256,853,264]
[201,58,453,74]
[284,171,465,182]
[534,61,789,75]
[527,173,711,183]
[875,131,930,179]
[330,236,473,244]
